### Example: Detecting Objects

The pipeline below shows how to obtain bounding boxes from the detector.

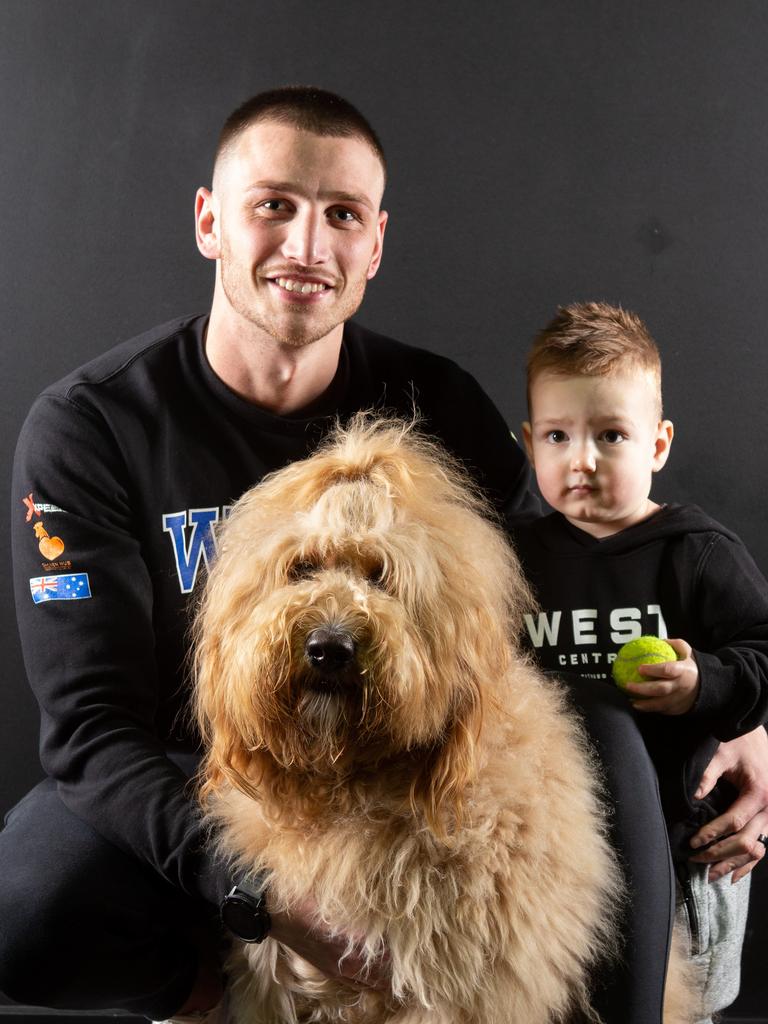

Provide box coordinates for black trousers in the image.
[564,674,676,1024]
[0,774,217,1020]
[0,677,674,1022]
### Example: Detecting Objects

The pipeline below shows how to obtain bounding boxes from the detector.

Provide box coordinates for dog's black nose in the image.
[305,627,356,673]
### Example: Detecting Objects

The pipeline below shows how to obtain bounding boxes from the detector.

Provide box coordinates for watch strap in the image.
[233,873,268,902]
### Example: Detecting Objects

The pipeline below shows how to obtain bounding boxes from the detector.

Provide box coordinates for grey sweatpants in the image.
[674,864,751,1024]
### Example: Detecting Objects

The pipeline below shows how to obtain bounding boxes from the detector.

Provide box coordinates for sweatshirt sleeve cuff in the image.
[195,849,237,907]
[691,649,743,739]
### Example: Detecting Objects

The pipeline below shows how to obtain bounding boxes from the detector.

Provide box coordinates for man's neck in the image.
[204,308,344,416]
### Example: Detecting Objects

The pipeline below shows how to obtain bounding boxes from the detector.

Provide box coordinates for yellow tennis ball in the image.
[611,636,678,689]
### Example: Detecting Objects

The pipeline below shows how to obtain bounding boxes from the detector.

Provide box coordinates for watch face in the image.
[222,891,270,942]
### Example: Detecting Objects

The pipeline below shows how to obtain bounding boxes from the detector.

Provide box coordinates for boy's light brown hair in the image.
[527,301,663,416]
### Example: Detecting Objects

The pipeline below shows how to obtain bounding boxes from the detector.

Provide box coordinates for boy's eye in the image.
[600,430,625,445]
[545,430,568,444]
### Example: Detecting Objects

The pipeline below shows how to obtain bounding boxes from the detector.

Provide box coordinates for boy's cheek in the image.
[535,471,562,508]
[536,457,560,487]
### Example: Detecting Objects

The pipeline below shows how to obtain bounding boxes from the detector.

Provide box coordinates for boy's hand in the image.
[623,638,700,715]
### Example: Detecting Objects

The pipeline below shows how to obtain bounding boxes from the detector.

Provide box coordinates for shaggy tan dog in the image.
[193,417,681,1023]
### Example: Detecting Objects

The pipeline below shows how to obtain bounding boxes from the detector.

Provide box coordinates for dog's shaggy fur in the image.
[193,417,684,1023]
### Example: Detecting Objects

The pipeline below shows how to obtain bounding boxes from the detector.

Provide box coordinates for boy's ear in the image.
[521,421,534,463]
[652,420,674,471]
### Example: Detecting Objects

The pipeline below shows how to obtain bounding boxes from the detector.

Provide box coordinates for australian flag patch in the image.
[30,572,92,604]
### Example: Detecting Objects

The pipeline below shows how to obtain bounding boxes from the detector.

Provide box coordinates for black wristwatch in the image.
[220,875,271,943]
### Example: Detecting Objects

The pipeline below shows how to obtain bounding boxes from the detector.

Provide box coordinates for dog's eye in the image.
[287,559,319,581]
[366,560,387,589]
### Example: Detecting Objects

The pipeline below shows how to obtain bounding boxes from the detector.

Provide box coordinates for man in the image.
[0,87,765,1023]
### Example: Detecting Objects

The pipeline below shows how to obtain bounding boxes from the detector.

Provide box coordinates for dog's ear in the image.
[194,636,261,805]
[407,575,517,837]
[410,671,483,838]
[193,589,291,806]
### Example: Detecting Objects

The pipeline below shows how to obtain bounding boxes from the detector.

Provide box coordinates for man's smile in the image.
[273,277,331,294]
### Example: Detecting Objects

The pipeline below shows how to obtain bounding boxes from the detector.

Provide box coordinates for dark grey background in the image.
[0,1,765,1019]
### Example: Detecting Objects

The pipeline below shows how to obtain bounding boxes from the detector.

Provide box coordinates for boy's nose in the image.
[571,444,597,473]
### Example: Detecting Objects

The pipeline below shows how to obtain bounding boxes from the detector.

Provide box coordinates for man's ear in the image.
[521,421,534,463]
[195,188,221,260]
[652,420,674,471]
[366,210,388,280]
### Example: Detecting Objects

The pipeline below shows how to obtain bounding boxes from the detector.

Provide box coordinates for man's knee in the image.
[0,884,69,1003]
[0,844,202,1014]
[0,780,197,1010]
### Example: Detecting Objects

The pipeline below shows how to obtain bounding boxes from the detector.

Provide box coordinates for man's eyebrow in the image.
[245,181,374,210]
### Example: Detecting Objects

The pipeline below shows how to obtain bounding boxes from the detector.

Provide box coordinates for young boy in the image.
[512,301,768,1024]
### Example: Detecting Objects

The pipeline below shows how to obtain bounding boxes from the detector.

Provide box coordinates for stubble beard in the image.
[220,246,368,350]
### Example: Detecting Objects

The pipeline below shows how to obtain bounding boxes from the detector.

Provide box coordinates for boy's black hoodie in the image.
[512,504,768,861]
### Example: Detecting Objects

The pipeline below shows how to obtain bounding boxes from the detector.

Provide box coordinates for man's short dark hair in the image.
[215,86,386,181]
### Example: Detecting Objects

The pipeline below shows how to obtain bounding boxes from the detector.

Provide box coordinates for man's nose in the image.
[281,208,330,265]
[571,442,597,473]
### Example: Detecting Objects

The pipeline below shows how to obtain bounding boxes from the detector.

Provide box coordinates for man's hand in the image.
[688,728,768,882]
[624,638,700,715]
[269,898,391,991]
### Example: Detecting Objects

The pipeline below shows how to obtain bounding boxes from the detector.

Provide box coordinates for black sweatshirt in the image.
[11,313,537,905]
[512,505,768,859]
